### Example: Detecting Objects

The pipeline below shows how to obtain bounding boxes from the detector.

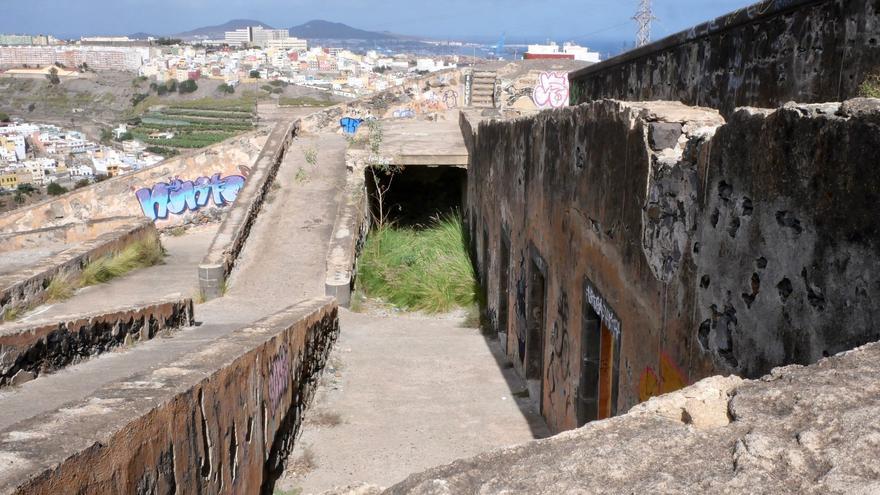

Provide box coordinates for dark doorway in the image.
[498,229,511,353]
[577,295,621,426]
[366,166,466,228]
[526,252,547,413]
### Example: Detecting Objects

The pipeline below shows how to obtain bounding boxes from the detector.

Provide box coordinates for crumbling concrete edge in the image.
[324,151,370,307]
[0,217,157,319]
[0,297,194,388]
[0,297,339,494]
[199,120,298,300]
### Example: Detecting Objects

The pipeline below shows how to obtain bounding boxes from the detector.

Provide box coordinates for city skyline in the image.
[4,0,756,42]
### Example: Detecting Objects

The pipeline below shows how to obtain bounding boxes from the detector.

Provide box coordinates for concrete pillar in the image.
[198,263,226,301]
[325,280,352,308]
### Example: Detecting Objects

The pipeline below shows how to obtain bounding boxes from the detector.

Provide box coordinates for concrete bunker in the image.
[365,165,466,227]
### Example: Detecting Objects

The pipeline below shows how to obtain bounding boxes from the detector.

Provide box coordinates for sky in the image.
[1,0,758,43]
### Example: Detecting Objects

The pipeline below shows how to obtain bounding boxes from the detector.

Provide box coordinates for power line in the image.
[633,0,656,47]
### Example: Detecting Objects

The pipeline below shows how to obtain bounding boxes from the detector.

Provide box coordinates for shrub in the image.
[178,79,198,94]
[858,71,880,98]
[47,182,68,196]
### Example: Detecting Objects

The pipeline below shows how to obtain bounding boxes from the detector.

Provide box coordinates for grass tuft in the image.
[45,274,75,302]
[81,236,164,287]
[859,71,880,98]
[357,215,478,313]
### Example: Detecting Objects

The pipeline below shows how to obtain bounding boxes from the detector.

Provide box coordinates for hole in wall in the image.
[777,278,793,302]
[366,166,466,228]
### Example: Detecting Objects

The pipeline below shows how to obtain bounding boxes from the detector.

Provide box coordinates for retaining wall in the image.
[199,121,297,299]
[569,0,880,116]
[0,216,140,253]
[0,297,338,494]
[0,217,158,318]
[0,298,193,387]
[464,98,880,433]
[0,132,266,233]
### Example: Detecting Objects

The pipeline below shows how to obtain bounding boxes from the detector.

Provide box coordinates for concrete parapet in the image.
[200,120,297,300]
[0,217,142,254]
[0,217,157,319]
[0,297,193,387]
[0,297,339,494]
[324,153,370,307]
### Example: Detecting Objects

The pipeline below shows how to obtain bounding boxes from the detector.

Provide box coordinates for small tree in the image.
[131,93,149,106]
[178,79,198,94]
[100,128,113,144]
[0,112,9,122]
[364,120,400,229]
[249,70,261,79]
[46,67,60,85]
[74,178,91,189]
[17,183,36,195]
[217,83,235,94]
[47,182,68,196]
[166,80,178,92]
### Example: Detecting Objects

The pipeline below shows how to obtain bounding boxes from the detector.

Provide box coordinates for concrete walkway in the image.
[0,131,349,435]
[277,309,550,494]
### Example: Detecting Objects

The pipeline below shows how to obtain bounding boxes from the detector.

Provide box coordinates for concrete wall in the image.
[569,0,880,116]
[0,298,193,387]
[0,298,338,495]
[0,132,266,233]
[464,98,880,433]
[0,216,140,253]
[0,218,157,318]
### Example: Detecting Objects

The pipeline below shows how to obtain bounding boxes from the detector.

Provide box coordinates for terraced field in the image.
[128,97,258,156]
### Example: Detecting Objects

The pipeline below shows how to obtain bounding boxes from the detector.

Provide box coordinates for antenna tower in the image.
[634,0,655,47]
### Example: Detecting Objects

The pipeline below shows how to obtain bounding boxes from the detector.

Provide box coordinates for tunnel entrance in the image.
[366,166,466,228]
[577,292,621,426]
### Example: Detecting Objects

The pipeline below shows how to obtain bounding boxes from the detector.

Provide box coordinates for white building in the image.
[267,37,307,51]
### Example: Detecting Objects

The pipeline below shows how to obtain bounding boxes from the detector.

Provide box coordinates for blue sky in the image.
[2,0,758,42]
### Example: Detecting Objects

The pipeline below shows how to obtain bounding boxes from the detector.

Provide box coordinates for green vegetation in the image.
[278,96,334,107]
[858,71,880,98]
[45,274,75,302]
[80,236,164,287]
[74,178,91,189]
[178,79,198,94]
[217,83,235,94]
[46,67,60,85]
[357,215,479,313]
[0,112,9,122]
[145,145,179,157]
[249,70,261,79]
[46,182,68,196]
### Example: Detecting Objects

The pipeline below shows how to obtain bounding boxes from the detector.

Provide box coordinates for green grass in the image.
[80,236,164,287]
[45,274,75,302]
[278,96,334,107]
[859,71,880,98]
[357,215,479,313]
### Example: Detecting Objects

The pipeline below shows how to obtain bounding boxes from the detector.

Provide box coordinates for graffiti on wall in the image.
[340,117,364,135]
[584,280,621,337]
[638,352,689,402]
[504,85,534,106]
[268,346,291,411]
[547,292,571,396]
[442,89,459,109]
[392,108,415,119]
[532,72,570,109]
[135,170,247,221]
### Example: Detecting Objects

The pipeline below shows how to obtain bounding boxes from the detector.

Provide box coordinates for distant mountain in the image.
[288,20,397,40]
[129,32,157,40]
[176,19,275,40]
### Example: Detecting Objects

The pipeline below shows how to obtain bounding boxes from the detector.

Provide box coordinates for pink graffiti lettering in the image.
[268,347,291,411]
[532,72,570,109]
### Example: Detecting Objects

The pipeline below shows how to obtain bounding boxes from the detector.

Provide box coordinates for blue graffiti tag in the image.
[340,117,364,135]
[134,173,246,221]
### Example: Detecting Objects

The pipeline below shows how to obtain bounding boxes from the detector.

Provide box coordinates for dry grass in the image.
[80,236,164,287]
[859,71,880,98]
[45,273,75,302]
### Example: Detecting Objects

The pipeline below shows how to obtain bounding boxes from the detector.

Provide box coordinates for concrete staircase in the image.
[470,70,498,109]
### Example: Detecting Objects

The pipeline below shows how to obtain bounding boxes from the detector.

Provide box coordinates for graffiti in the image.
[443,89,459,109]
[135,172,246,221]
[392,108,415,119]
[547,292,571,394]
[268,347,291,411]
[532,72,570,109]
[504,85,533,106]
[584,280,621,337]
[638,352,689,402]
[464,73,473,106]
[339,117,364,135]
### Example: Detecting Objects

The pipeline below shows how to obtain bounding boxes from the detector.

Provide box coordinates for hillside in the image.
[176,19,275,40]
[288,20,396,40]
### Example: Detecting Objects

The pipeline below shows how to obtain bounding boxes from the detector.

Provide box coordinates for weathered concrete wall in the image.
[0,132,266,233]
[298,70,464,134]
[0,216,139,253]
[569,0,880,116]
[385,340,880,494]
[199,120,296,300]
[0,298,193,387]
[0,297,338,495]
[0,218,157,318]
[324,151,370,307]
[464,98,880,433]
